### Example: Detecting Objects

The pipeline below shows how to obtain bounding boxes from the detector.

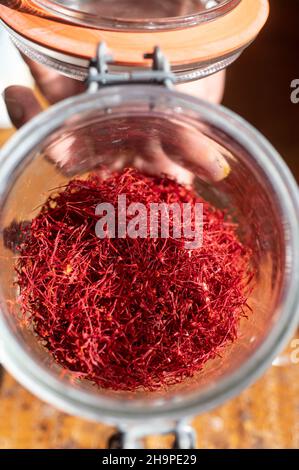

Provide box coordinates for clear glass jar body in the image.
[0,85,298,442]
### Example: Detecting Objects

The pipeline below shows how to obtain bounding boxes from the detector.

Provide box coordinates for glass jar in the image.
[0,0,269,81]
[0,73,298,447]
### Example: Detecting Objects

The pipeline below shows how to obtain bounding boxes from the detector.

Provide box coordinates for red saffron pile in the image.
[16,168,252,391]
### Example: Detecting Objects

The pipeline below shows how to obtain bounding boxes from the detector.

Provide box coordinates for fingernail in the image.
[212,154,231,181]
[3,91,24,123]
[219,157,230,178]
[223,162,231,178]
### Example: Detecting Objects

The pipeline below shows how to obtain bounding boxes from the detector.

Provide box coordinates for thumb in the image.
[3,86,42,129]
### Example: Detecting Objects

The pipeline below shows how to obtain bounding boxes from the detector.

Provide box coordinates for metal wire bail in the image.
[87,42,176,91]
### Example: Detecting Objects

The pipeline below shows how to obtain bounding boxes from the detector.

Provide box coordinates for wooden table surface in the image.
[0,348,298,449]
[0,1,298,449]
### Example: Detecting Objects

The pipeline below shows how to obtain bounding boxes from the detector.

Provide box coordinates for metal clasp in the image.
[87,42,176,92]
[108,419,196,449]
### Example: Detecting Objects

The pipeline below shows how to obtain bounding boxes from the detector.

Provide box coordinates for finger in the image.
[176,70,226,104]
[135,136,194,185]
[21,55,85,104]
[3,86,42,128]
[158,120,230,182]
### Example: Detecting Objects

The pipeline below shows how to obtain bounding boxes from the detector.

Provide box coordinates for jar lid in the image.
[0,0,269,81]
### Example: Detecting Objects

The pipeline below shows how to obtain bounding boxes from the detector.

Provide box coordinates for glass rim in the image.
[32,0,241,31]
[2,20,244,83]
[0,85,299,423]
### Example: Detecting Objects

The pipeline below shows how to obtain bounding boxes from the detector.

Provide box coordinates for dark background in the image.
[223,0,299,182]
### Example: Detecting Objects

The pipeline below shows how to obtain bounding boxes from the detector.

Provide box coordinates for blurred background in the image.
[0,0,298,448]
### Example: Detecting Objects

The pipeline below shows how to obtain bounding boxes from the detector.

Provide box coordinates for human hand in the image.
[3,58,229,183]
